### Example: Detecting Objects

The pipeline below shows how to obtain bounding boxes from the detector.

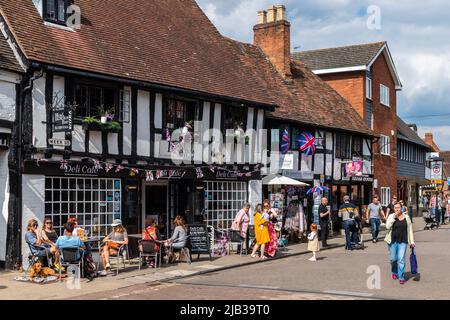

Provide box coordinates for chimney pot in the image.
[267,5,277,23]
[257,10,267,24]
[276,5,286,21]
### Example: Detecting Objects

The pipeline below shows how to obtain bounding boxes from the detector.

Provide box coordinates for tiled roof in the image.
[0,0,276,107]
[397,116,430,149]
[0,35,23,73]
[228,39,373,136]
[292,42,385,71]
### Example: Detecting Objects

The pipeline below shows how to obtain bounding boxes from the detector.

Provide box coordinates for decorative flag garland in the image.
[36,157,261,181]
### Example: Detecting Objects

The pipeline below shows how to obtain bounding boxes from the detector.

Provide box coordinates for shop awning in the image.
[262,174,309,186]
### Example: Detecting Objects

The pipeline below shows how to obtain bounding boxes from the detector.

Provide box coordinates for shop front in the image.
[21,159,259,255]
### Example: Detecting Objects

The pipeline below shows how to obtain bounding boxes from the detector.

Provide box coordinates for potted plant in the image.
[82,106,122,133]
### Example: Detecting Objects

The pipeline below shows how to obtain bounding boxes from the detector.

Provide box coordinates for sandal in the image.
[260,256,268,260]
[251,254,258,258]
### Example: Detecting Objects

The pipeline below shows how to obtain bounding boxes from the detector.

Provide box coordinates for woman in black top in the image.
[42,217,58,246]
[385,202,415,285]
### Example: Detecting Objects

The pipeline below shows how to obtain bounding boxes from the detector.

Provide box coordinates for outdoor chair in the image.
[26,243,51,273]
[109,244,130,276]
[59,247,84,282]
[228,230,244,256]
[138,240,161,270]
[248,225,256,250]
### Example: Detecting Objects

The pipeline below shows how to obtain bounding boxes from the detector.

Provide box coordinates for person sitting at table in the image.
[68,217,85,239]
[56,222,86,259]
[139,218,161,268]
[25,219,61,269]
[100,219,129,271]
[163,216,187,262]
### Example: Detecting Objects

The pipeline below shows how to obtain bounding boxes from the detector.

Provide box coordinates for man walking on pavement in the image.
[365,195,385,243]
[319,197,331,248]
[338,195,358,250]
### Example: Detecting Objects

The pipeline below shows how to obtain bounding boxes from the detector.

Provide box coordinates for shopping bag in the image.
[410,248,418,275]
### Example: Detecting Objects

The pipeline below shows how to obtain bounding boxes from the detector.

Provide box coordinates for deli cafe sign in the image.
[64,163,99,175]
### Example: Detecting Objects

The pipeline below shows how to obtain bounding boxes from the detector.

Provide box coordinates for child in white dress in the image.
[307,224,320,261]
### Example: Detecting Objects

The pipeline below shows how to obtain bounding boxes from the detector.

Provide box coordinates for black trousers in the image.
[320,220,329,246]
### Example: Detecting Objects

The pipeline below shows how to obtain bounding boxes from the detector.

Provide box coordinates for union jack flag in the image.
[281,129,290,154]
[298,132,316,156]
[115,165,124,173]
[105,163,114,173]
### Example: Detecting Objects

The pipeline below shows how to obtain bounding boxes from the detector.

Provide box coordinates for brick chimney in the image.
[254,5,292,79]
[424,132,434,145]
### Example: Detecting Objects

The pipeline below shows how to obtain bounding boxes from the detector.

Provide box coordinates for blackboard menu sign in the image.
[188,224,211,258]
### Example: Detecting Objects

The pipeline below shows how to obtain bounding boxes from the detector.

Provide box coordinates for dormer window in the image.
[44,0,69,25]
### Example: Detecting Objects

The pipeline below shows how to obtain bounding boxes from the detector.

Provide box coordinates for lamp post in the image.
[430,157,444,227]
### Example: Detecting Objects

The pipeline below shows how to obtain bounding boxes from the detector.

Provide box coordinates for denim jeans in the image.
[344,220,357,249]
[370,218,381,241]
[389,242,408,281]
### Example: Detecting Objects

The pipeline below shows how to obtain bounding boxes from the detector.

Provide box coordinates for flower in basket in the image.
[105,112,115,121]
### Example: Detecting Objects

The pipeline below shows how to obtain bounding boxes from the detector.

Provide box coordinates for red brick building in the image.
[294,43,403,206]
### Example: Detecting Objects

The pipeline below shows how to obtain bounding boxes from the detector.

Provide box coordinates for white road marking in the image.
[323,290,374,297]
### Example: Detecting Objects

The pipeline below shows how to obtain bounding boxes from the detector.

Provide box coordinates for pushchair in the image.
[423,210,438,230]
[350,217,365,250]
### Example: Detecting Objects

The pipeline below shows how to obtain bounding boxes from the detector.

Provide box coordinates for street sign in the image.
[48,138,71,147]
[430,161,443,180]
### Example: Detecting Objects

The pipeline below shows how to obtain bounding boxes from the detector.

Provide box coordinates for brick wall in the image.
[320,71,366,119]
[371,53,397,195]
[318,53,398,196]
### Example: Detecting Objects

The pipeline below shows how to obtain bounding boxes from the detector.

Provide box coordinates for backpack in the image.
[83,253,97,279]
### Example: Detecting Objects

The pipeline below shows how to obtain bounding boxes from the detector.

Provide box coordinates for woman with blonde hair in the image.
[251,204,270,260]
[101,219,129,271]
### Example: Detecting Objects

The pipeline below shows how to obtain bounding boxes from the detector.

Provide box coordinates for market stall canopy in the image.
[262,174,309,186]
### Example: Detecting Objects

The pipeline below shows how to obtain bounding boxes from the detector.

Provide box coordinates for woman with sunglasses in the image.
[41,217,59,247]
[25,219,61,269]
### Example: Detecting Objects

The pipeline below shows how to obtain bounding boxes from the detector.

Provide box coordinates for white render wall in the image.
[32,74,47,148]
[21,175,45,270]
[0,72,17,121]
[0,151,10,262]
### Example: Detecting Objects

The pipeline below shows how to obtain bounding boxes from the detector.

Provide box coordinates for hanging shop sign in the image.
[0,133,10,150]
[52,103,73,133]
[430,161,443,180]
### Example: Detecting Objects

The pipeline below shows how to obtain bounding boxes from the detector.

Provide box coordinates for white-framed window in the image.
[381,187,391,207]
[366,78,373,100]
[44,177,122,238]
[380,84,390,107]
[119,89,131,123]
[204,181,248,230]
[380,135,390,156]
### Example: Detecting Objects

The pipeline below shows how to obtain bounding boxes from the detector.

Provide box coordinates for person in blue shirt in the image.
[56,223,86,260]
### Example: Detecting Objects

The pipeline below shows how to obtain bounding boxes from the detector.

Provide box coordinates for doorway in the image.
[142,181,168,239]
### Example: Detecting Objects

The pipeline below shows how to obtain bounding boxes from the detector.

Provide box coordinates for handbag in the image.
[410,248,418,275]
[108,241,121,250]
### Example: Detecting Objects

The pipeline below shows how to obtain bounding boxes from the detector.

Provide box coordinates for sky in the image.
[197,0,450,150]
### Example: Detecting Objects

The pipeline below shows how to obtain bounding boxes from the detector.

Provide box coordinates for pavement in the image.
[0,219,436,300]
